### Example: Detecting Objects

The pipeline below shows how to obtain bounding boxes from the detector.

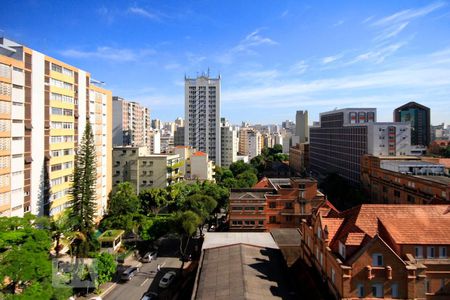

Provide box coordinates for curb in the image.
[99,282,117,298]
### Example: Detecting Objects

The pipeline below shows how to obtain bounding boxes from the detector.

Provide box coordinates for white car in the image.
[158,271,176,288]
[140,251,157,263]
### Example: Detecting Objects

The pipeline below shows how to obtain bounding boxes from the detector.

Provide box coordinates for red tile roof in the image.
[192,151,207,157]
[322,218,344,241]
[253,177,270,188]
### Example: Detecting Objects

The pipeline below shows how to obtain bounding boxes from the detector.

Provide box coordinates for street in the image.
[104,256,182,300]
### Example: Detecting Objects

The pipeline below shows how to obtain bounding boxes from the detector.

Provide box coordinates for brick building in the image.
[361,155,450,204]
[299,203,450,299]
[289,142,309,176]
[228,177,325,231]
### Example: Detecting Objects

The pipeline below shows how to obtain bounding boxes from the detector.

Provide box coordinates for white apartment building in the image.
[149,129,161,154]
[185,74,221,166]
[248,131,262,159]
[221,122,238,168]
[174,146,214,181]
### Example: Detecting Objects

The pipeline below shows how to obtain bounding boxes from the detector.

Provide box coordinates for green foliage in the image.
[99,213,142,234]
[0,215,72,299]
[108,182,141,216]
[229,160,256,177]
[94,252,117,285]
[174,210,201,238]
[69,122,97,257]
[139,216,174,241]
[139,188,168,216]
[236,170,258,188]
[272,144,283,154]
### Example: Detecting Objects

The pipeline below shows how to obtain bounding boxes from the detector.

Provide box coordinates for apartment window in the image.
[415,246,423,258]
[357,283,364,298]
[269,216,276,223]
[427,247,435,258]
[284,202,293,209]
[372,253,383,266]
[439,247,447,258]
[258,220,264,225]
[339,241,346,259]
[391,283,399,298]
[407,195,415,204]
[331,268,336,284]
[394,190,400,197]
[372,283,383,298]
[269,202,276,208]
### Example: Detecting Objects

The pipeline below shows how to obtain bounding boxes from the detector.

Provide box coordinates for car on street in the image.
[120,266,139,281]
[140,251,157,263]
[158,271,176,288]
[140,291,158,300]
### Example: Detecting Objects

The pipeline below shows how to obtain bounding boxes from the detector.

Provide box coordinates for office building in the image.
[0,38,112,218]
[394,101,430,147]
[174,126,185,146]
[361,155,450,204]
[310,108,411,185]
[295,110,309,143]
[112,96,151,148]
[289,143,310,175]
[185,74,221,165]
[112,146,182,193]
[299,202,450,299]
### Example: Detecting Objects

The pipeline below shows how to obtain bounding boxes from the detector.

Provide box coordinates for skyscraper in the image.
[394,101,431,147]
[295,110,309,143]
[185,74,221,165]
[0,38,112,218]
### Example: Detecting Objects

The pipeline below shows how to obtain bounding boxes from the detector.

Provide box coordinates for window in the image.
[285,202,293,209]
[407,195,415,204]
[269,202,276,208]
[357,283,364,298]
[391,283,399,298]
[425,279,430,293]
[331,268,336,284]
[317,227,322,239]
[439,247,447,258]
[269,216,276,223]
[415,246,423,258]
[394,190,400,197]
[339,241,346,259]
[372,253,383,266]
[427,247,435,258]
[372,283,383,298]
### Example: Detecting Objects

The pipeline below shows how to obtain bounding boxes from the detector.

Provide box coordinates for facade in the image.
[299,203,450,299]
[229,178,326,232]
[0,38,111,218]
[112,96,151,148]
[295,110,309,143]
[239,127,261,159]
[289,142,310,176]
[112,146,182,193]
[184,75,221,166]
[361,155,450,204]
[174,126,184,146]
[310,108,411,186]
[174,146,214,181]
[220,122,238,168]
[148,129,160,154]
[394,101,431,147]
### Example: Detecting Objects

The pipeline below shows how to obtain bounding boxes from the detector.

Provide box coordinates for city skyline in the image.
[2,1,450,125]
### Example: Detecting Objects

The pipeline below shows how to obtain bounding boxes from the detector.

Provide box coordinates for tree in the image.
[139,188,168,216]
[272,144,283,154]
[108,182,141,216]
[94,252,117,286]
[0,215,72,299]
[181,194,217,235]
[69,122,97,257]
[236,170,258,188]
[173,211,201,271]
[229,160,255,177]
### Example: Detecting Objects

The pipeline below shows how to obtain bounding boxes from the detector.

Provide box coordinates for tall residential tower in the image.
[184,74,221,165]
[0,38,112,218]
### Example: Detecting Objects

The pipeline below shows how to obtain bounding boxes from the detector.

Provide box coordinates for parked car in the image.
[140,251,157,263]
[140,291,158,300]
[158,271,176,288]
[120,266,139,281]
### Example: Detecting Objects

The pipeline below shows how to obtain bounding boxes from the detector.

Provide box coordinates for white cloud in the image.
[281,10,289,18]
[333,20,345,27]
[374,22,409,42]
[128,6,162,20]
[321,53,344,65]
[372,1,446,27]
[186,52,206,65]
[290,61,308,74]
[60,47,156,62]
[350,42,405,64]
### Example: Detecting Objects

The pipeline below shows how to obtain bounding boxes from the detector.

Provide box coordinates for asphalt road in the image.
[104,256,181,300]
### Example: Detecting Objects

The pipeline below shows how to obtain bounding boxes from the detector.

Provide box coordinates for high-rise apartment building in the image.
[220,119,238,168]
[185,74,221,166]
[112,96,151,148]
[295,110,309,143]
[174,126,185,146]
[310,108,411,186]
[394,101,431,147]
[238,127,261,159]
[0,38,112,218]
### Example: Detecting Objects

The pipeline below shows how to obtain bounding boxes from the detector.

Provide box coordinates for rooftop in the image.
[202,232,279,250]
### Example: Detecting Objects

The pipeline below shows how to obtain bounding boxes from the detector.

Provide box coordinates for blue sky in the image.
[2,0,450,125]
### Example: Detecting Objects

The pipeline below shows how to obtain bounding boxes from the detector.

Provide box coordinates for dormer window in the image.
[415,246,423,258]
[339,241,346,259]
[372,253,383,266]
